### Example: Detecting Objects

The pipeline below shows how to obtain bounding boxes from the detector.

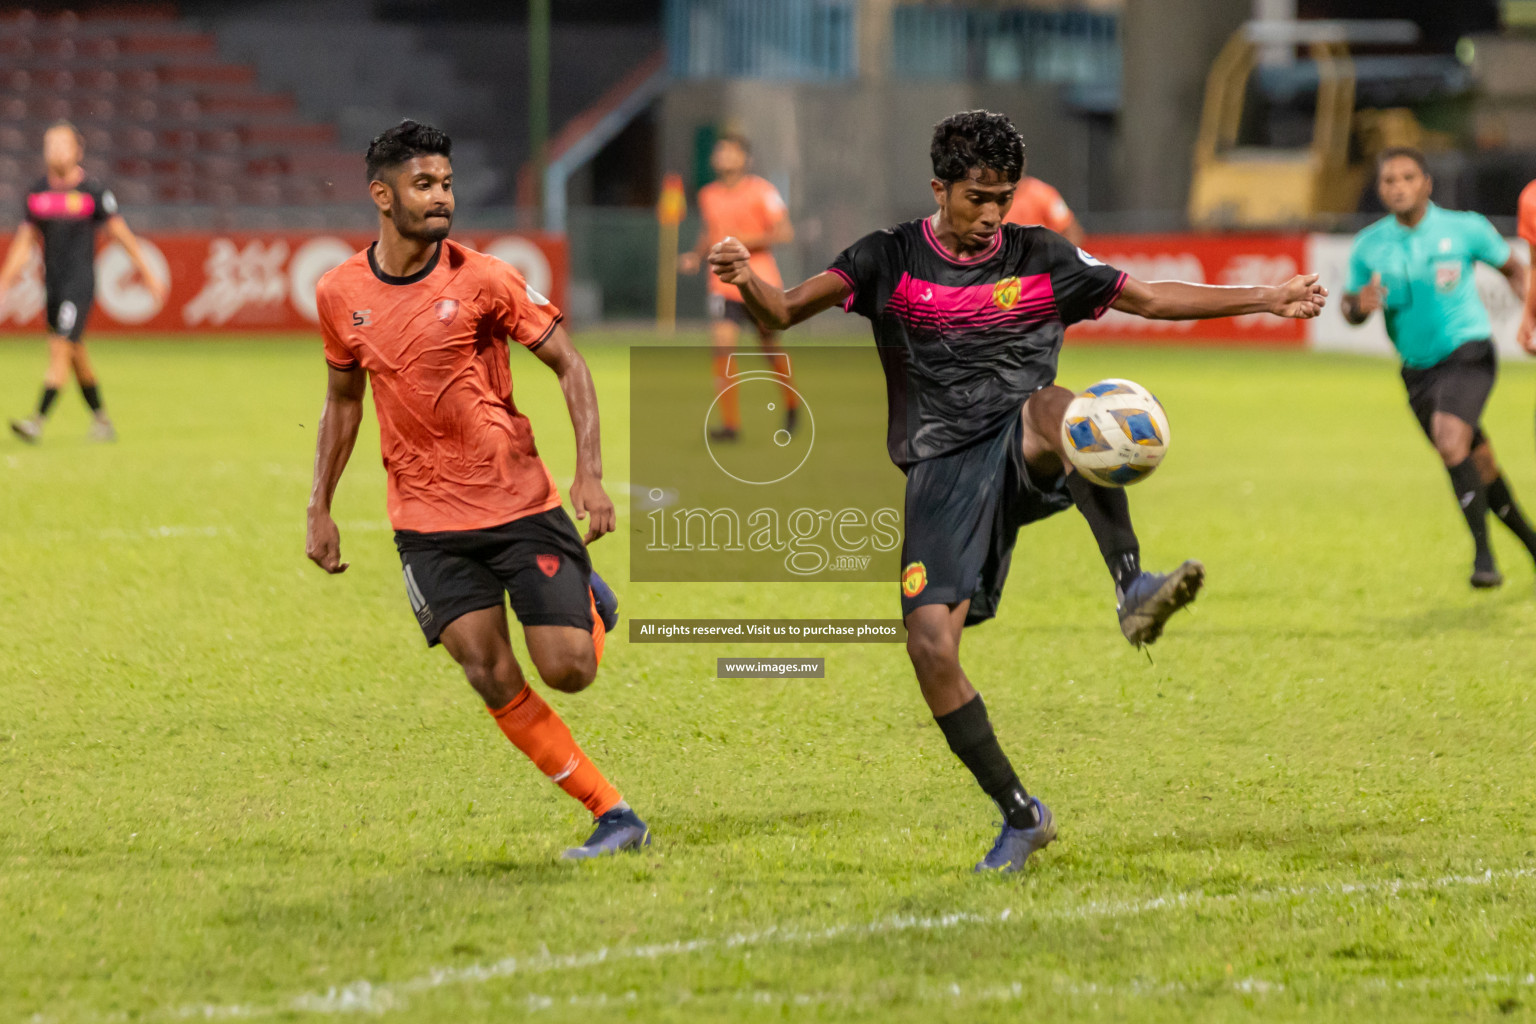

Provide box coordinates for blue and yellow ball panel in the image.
[1084,381,1138,398]
[1109,408,1164,447]
[1066,416,1113,452]
[1105,462,1156,485]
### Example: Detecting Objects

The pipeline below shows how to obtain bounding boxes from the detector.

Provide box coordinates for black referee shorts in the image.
[393,507,595,647]
[707,293,758,328]
[1401,339,1496,449]
[899,409,1075,628]
[45,291,92,343]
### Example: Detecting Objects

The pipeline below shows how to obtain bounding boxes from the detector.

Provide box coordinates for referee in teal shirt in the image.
[1344,147,1536,588]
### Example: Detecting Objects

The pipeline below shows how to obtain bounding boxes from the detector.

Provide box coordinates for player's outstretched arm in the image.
[104,215,168,306]
[0,223,38,296]
[305,364,366,574]
[534,325,615,545]
[708,236,850,330]
[1112,273,1327,321]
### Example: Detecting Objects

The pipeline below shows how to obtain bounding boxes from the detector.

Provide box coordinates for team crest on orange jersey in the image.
[434,298,459,324]
[537,554,560,577]
[901,561,927,598]
[992,276,1021,310]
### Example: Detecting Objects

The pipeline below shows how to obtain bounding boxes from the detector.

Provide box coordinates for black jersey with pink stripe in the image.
[828,217,1125,468]
[24,176,117,297]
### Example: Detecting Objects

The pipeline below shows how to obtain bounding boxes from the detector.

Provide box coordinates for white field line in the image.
[157,865,1536,1019]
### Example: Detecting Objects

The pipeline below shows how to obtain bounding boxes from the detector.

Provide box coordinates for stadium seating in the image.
[0,7,358,208]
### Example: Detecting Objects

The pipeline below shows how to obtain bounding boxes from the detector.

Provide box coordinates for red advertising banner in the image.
[0,231,568,334]
[1072,233,1309,345]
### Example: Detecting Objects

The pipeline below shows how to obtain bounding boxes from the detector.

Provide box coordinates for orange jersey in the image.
[1520,179,1536,246]
[1003,176,1075,234]
[697,174,787,300]
[317,239,564,534]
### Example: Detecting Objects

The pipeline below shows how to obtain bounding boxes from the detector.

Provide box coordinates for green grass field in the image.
[3,332,1536,1023]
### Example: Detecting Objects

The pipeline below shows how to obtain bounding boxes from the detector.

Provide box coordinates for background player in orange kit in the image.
[1002,159,1084,246]
[1518,178,1536,358]
[677,133,798,440]
[305,121,650,859]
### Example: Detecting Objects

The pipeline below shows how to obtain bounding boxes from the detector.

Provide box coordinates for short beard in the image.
[389,196,452,243]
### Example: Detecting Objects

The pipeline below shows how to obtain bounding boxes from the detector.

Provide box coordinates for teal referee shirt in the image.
[1346,203,1511,369]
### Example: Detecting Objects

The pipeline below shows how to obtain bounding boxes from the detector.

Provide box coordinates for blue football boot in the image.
[975,798,1056,874]
[562,805,651,861]
[589,570,619,633]
[1117,560,1204,647]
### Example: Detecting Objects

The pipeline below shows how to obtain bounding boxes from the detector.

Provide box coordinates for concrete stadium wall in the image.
[659,79,1094,285]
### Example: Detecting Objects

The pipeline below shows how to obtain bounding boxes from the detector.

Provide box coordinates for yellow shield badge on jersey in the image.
[992,276,1021,310]
[901,561,928,598]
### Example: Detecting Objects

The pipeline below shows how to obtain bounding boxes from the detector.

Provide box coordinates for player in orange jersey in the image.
[305,121,649,859]
[678,133,798,440]
[1001,162,1084,246]
[1518,179,1536,357]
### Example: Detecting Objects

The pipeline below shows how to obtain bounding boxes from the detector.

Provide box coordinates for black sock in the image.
[79,383,102,413]
[37,387,58,418]
[1447,458,1493,567]
[934,694,1039,829]
[1065,471,1141,594]
[1486,475,1536,555]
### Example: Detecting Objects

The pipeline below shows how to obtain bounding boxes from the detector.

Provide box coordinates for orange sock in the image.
[588,587,606,666]
[490,687,621,817]
[712,352,739,429]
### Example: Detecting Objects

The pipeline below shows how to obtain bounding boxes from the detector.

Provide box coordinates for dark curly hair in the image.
[365,120,452,183]
[930,110,1025,186]
[1376,145,1427,176]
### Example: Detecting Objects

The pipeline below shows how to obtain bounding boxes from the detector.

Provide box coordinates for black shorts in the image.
[46,292,91,343]
[1401,339,1496,448]
[393,507,595,646]
[707,293,759,328]
[900,408,1074,627]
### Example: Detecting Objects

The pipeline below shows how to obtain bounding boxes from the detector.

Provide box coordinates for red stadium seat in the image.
[73,95,116,121]
[121,97,159,122]
[112,180,154,205]
[31,96,73,121]
[0,69,32,91]
[158,63,256,88]
[119,31,217,57]
[114,127,157,154]
[198,129,242,154]
[199,93,296,117]
[156,178,198,203]
[82,126,113,152]
[196,155,242,179]
[115,67,159,92]
[158,128,200,153]
[0,97,25,122]
[32,68,74,92]
[112,156,154,178]
[158,96,202,120]
[241,122,336,148]
[75,36,119,60]
[0,36,34,59]
[74,68,118,92]
[237,179,283,205]
[196,180,241,206]
[0,126,26,153]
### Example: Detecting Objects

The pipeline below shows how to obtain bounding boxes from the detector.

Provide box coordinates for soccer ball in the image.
[1060,379,1170,487]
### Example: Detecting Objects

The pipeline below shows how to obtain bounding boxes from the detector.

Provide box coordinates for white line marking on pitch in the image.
[156,865,1535,1019]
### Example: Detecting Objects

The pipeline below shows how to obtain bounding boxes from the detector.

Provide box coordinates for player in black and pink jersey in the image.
[710,110,1326,874]
[0,121,166,443]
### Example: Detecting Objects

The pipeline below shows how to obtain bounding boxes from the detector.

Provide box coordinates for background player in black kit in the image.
[0,121,166,443]
[710,110,1326,873]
